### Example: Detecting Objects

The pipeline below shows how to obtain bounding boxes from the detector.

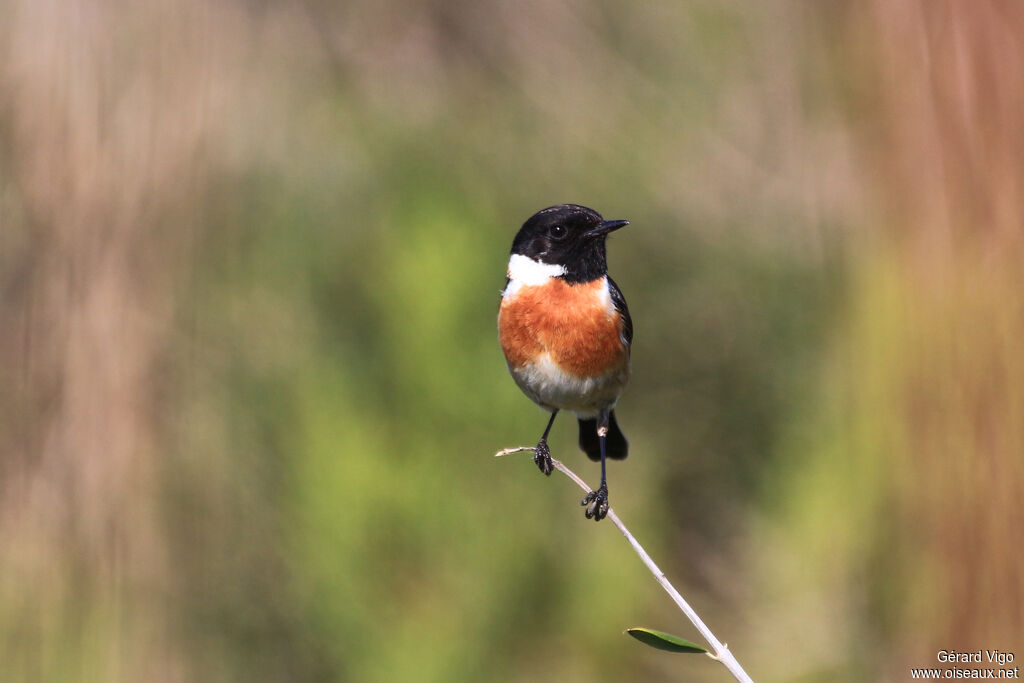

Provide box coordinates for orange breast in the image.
[498,278,627,378]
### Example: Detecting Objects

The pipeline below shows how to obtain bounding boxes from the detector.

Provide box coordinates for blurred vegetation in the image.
[1,1,1021,681]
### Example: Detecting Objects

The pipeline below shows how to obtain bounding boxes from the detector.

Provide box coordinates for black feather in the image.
[606,275,632,346]
[578,411,628,461]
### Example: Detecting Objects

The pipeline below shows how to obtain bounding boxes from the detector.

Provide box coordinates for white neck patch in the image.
[504,253,565,298]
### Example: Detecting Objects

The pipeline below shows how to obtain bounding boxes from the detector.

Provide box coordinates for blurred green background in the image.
[1,1,1021,681]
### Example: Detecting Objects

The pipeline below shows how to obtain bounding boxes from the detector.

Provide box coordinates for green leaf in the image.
[625,627,708,654]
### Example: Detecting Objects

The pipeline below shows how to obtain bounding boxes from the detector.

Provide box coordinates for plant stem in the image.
[495,446,754,683]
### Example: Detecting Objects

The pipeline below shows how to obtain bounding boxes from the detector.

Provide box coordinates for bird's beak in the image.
[584,219,629,238]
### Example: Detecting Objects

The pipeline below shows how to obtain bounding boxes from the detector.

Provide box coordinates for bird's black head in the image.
[510,204,629,283]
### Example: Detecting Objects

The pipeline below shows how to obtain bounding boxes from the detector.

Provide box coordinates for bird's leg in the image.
[534,410,558,476]
[582,410,610,521]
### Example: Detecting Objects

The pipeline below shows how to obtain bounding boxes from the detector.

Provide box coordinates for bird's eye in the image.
[549,225,567,239]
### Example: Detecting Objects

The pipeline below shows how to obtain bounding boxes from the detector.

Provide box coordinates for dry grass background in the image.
[0,1,1020,681]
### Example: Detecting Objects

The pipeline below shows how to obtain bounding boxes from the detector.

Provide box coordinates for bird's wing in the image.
[607,275,632,346]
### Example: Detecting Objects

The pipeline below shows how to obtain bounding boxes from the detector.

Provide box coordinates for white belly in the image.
[509,352,629,418]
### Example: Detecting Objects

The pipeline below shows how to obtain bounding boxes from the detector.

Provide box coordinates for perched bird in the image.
[498,204,632,521]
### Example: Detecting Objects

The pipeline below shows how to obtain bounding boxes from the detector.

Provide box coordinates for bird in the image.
[498,204,632,521]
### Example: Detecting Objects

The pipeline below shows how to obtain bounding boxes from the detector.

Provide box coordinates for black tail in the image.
[578,411,628,461]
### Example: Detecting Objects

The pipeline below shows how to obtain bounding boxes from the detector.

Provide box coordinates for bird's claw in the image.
[581,483,609,521]
[534,439,553,476]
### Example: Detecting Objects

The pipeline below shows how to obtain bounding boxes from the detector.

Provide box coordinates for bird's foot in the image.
[581,482,609,521]
[534,438,554,476]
